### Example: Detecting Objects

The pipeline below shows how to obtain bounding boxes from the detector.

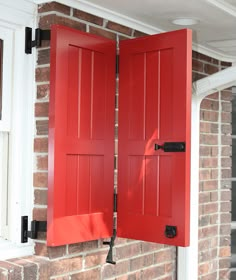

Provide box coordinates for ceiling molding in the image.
[206,0,236,17]
[33,0,236,62]
[193,65,236,99]
[0,1,36,28]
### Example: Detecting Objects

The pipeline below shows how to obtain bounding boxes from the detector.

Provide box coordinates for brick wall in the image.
[0,2,232,279]
[192,53,232,280]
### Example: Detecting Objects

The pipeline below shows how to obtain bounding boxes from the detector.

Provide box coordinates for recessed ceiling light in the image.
[172,18,199,26]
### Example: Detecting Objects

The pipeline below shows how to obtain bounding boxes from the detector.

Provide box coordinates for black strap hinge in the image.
[25,27,51,54]
[21,216,47,243]
[116,54,119,76]
[114,193,117,212]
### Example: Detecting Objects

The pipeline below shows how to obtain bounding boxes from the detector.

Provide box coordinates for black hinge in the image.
[25,27,51,54]
[21,216,47,243]
[154,142,185,152]
[116,54,119,75]
[114,193,117,212]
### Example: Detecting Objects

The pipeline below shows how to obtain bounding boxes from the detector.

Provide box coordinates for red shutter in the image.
[117,29,192,247]
[48,25,116,246]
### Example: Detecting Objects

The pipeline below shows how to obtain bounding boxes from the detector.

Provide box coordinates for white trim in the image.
[192,65,236,98]
[206,0,236,17]
[0,1,36,28]
[178,95,201,280]
[0,1,36,259]
[192,42,236,63]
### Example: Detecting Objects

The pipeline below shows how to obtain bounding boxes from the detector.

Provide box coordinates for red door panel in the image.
[117,29,192,247]
[48,25,115,246]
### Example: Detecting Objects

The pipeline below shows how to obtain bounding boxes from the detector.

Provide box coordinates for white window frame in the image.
[0,1,36,259]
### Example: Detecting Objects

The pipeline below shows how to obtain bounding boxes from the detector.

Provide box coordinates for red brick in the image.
[200,157,218,168]
[192,51,217,63]
[219,269,230,280]
[154,249,174,262]
[36,67,50,82]
[199,226,218,238]
[35,102,49,117]
[208,92,219,100]
[199,192,211,204]
[34,242,48,257]
[220,224,231,235]
[0,261,22,280]
[34,138,48,153]
[142,265,165,280]
[210,214,218,224]
[204,63,219,74]
[221,213,231,223]
[73,9,103,25]
[89,26,116,40]
[210,191,218,201]
[221,90,233,101]
[221,202,231,212]
[201,181,218,191]
[219,258,230,269]
[36,155,48,170]
[219,247,230,257]
[199,249,217,262]
[200,134,218,145]
[36,120,48,136]
[200,122,218,133]
[221,112,232,123]
[192,59,204,72]
[220,236,230,247]
[34,172,48,188]
[68,240,99,254]
[37,84,50,100]
[50,256,82,276]
[221,135,232,145]
[199,262,210,275]
[133,30,148,38]
[222,124,232,134]
[85,250,107,267]
[201,272,217,280]
[199,215,210,226]
[199,169,211,180]
[116,243,141,260]
[141,242,164,253]
[130,254,153,271]
[221,169,231,179]
[201,99,219,111]
[200,110,218,122]
[33,207,47,221]
[38,49,50,65]
[106,21,132,36]
[39,14,86,31]
[38,2,71,15]
[222,101,232,112]
[34,189,48,205]
[48,246,67,259]
[221,190,231,201]
[221,146,232,157]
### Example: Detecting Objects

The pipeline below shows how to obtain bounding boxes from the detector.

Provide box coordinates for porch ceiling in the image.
[33,0,236,61]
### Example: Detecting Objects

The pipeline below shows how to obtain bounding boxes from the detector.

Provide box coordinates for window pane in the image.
[0,39,2,120]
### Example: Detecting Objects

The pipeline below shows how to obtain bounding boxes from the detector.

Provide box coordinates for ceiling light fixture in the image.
[172,18,199,26]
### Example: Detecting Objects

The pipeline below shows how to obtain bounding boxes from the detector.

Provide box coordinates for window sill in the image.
[0,238,34,260]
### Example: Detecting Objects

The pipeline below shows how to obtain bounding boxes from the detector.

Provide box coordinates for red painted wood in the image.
[117,29,192,247]
[48,25,115,246]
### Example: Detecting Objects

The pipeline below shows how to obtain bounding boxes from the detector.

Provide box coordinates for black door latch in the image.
[165,225,177,238]
[154,142,185,152]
